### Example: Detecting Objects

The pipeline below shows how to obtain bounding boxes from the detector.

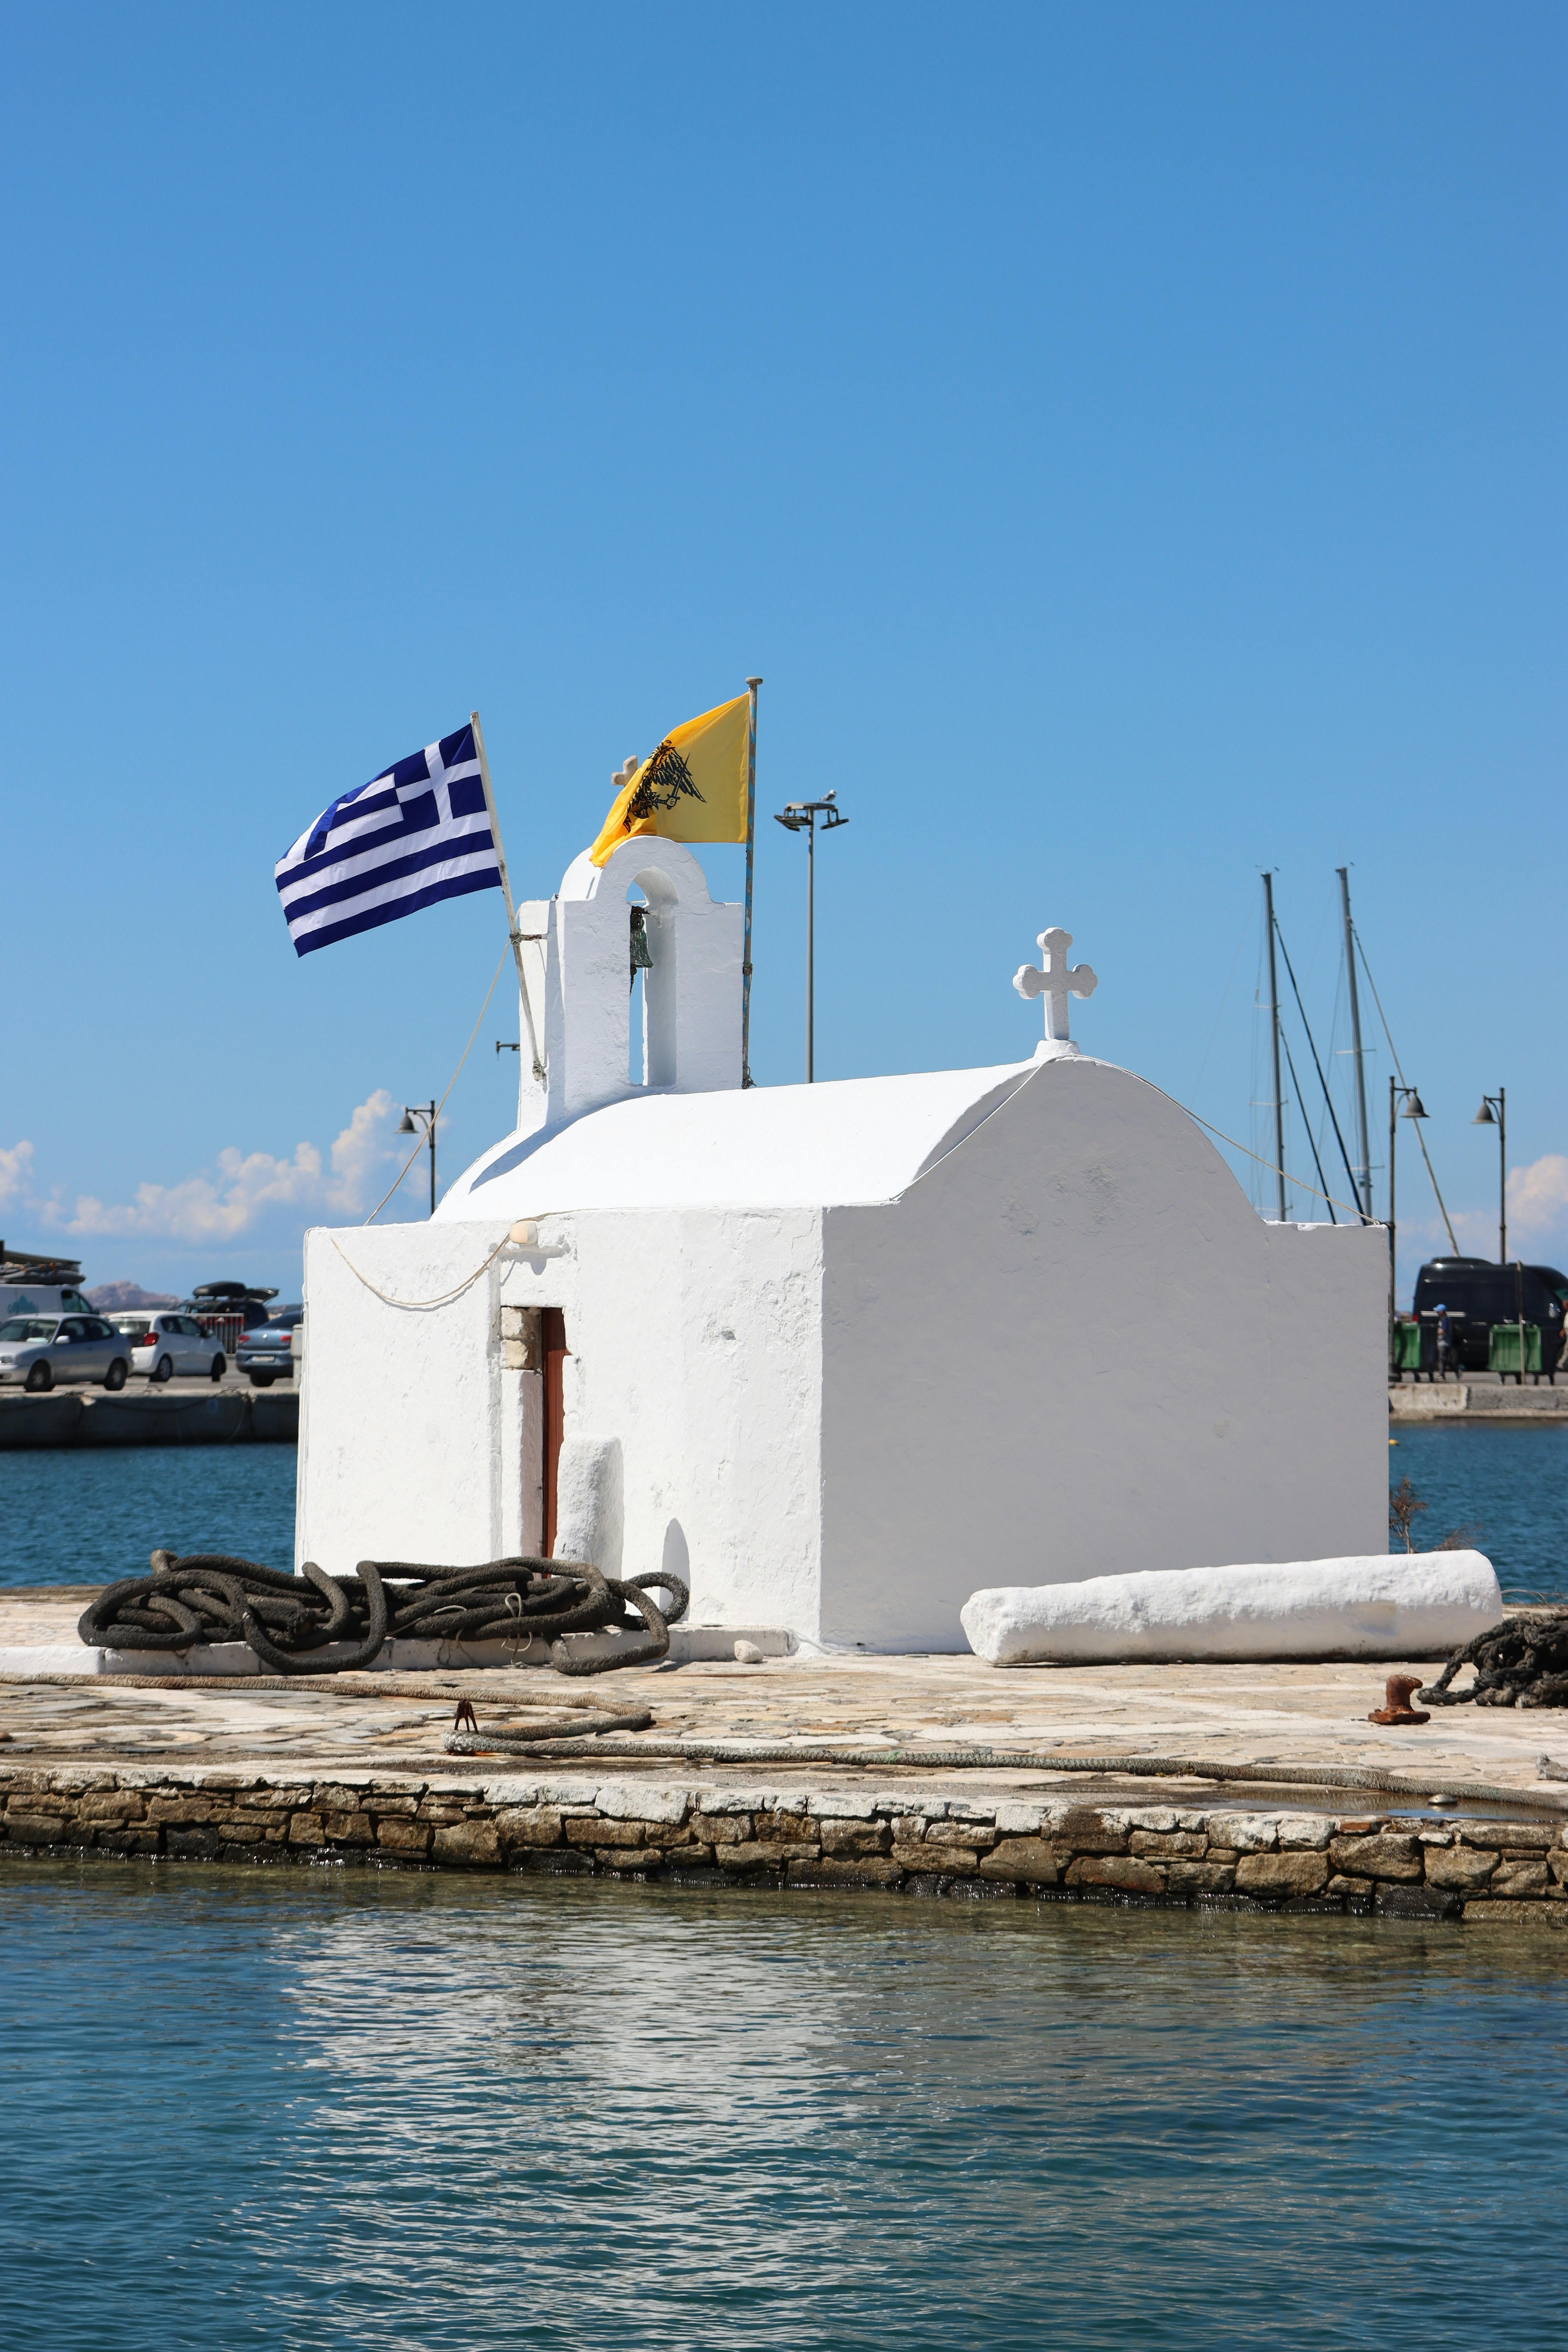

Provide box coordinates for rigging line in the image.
[1279,1028,1338,1222]
[1352,928,1460,1255]
[1143,1081,1366,1219]
[363,937,512,1226]
[1270,912,1367,1219]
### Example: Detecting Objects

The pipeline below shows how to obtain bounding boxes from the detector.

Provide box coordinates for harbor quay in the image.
[0,1378,297,1448]
[4,1603,1564,1935]
[0,1375,1557,1450]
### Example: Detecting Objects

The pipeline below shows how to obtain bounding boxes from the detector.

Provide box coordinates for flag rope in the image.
[363,937,512,1225]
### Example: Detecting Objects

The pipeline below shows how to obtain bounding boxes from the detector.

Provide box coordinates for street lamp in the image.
[397,1101,438,1218]
[1387,1082,1428,1334]
[773,790,849,1082]
[1473,1090,1506,1264]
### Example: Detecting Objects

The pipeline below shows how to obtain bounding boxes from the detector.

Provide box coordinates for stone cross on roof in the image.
[1013,927,1098,1043]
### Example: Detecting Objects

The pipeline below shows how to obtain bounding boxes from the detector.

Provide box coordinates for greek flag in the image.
[275,723,503,956]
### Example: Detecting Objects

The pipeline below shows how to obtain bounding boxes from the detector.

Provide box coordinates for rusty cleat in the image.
[453,1698,479,1735]
[1368,1673,1431,1726]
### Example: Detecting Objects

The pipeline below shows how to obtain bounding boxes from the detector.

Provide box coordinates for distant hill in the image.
[85,1281,180,1312]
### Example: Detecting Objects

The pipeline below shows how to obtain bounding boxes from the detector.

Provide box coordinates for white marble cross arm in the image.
[1014,926,1098,1042]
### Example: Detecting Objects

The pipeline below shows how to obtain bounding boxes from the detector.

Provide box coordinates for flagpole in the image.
[470,710,545,1098]
[742,676,762,1088]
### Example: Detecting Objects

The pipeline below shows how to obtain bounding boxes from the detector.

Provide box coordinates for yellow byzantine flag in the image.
[588,691,752,867]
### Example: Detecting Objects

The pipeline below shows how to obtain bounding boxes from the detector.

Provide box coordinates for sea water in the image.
[2,1424,1563,1597]
[0,1444,297,1587]
[0,1863,1563,2352]
[1388,1422,1567,1602]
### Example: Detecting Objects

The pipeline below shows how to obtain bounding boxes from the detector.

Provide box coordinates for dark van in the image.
[1412,1257,1568,1371]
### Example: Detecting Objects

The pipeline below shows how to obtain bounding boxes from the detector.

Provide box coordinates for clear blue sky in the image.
[3,3,1562,1303]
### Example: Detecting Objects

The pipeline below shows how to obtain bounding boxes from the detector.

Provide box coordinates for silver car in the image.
[0,1313,133,1392]
[118,1312,227,1382]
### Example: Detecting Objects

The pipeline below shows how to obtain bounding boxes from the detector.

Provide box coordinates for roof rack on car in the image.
[0,1243,85,1284]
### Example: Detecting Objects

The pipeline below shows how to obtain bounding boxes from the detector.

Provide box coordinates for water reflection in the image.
[2,1864,1563,2352]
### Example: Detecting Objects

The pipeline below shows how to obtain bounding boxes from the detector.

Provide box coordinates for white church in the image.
[297,836,1388,1653]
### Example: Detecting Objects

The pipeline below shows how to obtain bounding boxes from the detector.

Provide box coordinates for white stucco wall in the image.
[300,1204,827,1631]
[298,1221,512,1577]
[299,1050,1385,1655]
[498,1207,826,1631]
[817,1053,1387,1650]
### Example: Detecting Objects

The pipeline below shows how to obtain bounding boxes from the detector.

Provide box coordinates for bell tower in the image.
[511,835,744,1137]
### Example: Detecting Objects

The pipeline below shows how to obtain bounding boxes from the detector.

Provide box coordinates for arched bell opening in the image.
[626,871,678,1088]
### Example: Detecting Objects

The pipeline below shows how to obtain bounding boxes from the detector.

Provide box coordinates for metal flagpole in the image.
[470,710,545,1108]
[741,677,762,1088]
[1337,868,1373,1218]
[1388,1075,1397,1345]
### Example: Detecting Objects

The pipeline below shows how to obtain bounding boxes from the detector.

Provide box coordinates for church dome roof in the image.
[437,1055,1056,1220]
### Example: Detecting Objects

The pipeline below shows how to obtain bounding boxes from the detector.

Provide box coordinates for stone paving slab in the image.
[3,1590,1565,1802]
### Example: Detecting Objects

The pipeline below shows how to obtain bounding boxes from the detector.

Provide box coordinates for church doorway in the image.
[541,1308,568,1555]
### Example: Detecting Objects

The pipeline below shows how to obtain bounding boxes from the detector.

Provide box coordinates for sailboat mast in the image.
[1261,871,1287,1221]
[1337,867,1373,1217]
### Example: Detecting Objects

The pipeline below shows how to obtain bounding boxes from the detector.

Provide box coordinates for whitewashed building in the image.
[298,835,1388,1652]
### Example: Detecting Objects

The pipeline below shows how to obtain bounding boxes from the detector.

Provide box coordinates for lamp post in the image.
[397,1101,437,1218]
[1472,1089,1506,1265]
[773,790,849,1082]
[1388,1080,1428,1340]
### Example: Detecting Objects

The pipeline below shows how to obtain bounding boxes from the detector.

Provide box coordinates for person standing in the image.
[1434,1304,1452,1381]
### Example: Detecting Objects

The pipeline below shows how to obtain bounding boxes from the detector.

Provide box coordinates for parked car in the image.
[120,1312,228,1383]
[236,1305,303,1387]
[1412,1257,1568,1372]
[0,1314,133,1392]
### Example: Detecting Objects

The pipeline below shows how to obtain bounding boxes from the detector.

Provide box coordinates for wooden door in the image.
[541,1308,568,1557]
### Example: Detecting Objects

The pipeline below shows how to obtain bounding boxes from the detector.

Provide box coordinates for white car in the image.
[119,1312,227,1382]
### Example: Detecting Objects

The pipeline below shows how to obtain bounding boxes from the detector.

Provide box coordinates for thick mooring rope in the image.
[1417,1612,1568,1710]
[440,1729,1568,1812]
[79,1554,689,1677]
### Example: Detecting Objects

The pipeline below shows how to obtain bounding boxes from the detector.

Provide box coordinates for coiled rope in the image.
[1417,1612,1568,1710]
[79,1554,689,1677]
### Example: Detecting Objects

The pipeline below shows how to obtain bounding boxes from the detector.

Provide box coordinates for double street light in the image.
[397,1101,438,1218]
[773,790,848,1083]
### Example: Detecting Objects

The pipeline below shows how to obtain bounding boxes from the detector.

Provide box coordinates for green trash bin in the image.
[1488,1323,1542,1377]
[1391,1321,1426,1373]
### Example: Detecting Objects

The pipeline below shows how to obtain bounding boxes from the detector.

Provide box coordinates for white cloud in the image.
[1507,1154,1568,1255]
[1406,1153,1568,1269]
[1,1092,407,1246]
[0,1139,35,1212]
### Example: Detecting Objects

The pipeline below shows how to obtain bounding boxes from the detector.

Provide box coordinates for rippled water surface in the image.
[1389,1422,1567,1599]
[1,1863,1563,2352]
[0,1444,296,1587]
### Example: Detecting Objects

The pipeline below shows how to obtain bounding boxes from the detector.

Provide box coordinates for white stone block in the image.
[960,1551,1503,1666]
[1206,1812,1279,1853]
[805,1789,879,1818]
[595,1779,688,1824]
[1275,1813,1333,1850]
[552,1435,624,1577]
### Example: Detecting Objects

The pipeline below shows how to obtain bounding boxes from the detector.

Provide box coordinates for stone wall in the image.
[4,1766,1566,1930]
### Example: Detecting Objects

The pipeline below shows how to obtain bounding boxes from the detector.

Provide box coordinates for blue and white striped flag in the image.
[275,723,504,956]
